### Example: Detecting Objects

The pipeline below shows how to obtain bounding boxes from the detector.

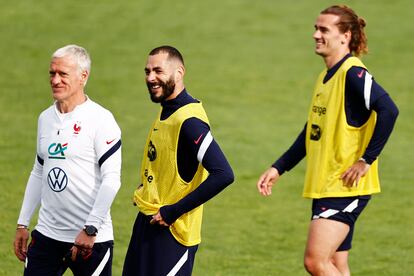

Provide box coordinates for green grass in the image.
[1,0,413,275]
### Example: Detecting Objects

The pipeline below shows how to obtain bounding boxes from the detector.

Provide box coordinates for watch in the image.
[83,225,98,236]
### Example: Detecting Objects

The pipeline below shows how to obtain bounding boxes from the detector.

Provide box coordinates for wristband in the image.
[359,157,371,165]
[16,225,29,230]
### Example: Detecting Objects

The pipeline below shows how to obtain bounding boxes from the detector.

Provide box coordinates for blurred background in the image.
[1,0,413,275]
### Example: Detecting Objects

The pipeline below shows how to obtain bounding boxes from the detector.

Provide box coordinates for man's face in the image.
[49,56,87,102]
[313,14,348,57]
[144,53,176,103]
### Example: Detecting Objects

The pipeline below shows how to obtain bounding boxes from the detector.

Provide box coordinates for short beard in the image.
[147,77,175,103]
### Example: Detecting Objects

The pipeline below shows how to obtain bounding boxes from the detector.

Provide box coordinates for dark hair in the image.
[149,45,185,65]
[321,5,368,57]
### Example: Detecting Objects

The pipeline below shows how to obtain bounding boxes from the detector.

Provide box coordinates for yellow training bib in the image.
[304,57,380,198]
[134,103,209,246]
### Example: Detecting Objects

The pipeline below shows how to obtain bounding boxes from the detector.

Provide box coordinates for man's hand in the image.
[341,160,370,187]
[14,227,29,262]
[150,212,169,226]
[70,230,96,261]
[257,167,280,196]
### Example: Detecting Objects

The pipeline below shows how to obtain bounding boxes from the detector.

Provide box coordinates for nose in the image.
[51,73,61,85]
[146,71,156,82]
[313,29,321,40]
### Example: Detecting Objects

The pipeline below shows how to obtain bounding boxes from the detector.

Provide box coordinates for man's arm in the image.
[257,124,306,196]
[346,67,399,164]
[15,116,44,262]
[157,118,234,225]
[72,113,121,258]
[17,156,43,226]
[85,141,122,228]
[363,93,399,163]
[272,123,307,174]
[341,67,399,186]
[86,113,122,228]
[14,155,43,261]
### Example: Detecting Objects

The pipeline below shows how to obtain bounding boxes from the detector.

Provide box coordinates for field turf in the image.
[1,1,413,275]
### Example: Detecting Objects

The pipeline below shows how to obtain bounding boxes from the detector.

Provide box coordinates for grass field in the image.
[1,0,413,275]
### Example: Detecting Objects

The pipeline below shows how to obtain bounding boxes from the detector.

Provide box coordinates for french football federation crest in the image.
[310,124,322,141]
[73,122,81,134]
[147,140,157,161]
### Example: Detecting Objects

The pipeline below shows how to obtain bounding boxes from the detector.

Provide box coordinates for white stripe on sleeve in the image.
[197,131,213,163]
[364,71,373,110]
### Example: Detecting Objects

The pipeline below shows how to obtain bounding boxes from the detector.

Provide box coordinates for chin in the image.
[150,91,161,99]
[149,93,162,103]
[314,49,326,56]
[52,92,66,101]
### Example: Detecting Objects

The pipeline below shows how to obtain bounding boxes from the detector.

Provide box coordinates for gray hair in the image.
[52,44,91,74]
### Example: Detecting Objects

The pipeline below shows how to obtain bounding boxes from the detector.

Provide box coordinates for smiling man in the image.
[14,45,121,275]
[257,5,398,275]
[122,46,234,276]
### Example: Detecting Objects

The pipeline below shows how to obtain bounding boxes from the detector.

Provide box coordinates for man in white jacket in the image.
[14,44,122,276]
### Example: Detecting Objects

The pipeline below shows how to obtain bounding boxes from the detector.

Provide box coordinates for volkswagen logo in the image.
[47,167,68,192]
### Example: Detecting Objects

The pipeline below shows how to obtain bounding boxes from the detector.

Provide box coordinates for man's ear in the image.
[80,70,89,85]
[343,30,352,45]
[175,65,185,83]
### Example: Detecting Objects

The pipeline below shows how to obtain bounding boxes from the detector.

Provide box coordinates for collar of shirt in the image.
[323,53,352,84]
[53,95,91,121]
[160,89,198,120]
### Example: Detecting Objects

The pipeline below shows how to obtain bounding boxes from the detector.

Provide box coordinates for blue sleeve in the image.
[346,67,399,164]
[159,118,234,225]
[272,124,307,174]
[363,93,399,163]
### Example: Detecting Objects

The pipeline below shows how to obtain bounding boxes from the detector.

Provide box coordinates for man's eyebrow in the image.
[145,66,162,71]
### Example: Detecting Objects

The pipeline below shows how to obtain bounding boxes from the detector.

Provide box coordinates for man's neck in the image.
[323,50,351,69]
[56,93,87,113]
[164,84,185,102]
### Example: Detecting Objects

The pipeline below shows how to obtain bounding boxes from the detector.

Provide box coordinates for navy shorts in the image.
[311,195,371,251]
[123,212,198,276]
[24,229,113,276]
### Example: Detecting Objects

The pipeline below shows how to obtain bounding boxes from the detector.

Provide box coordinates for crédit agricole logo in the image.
[48,143,68,159]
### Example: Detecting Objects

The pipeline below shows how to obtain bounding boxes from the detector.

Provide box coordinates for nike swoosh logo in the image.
[194,133,204,145]
[106,139,116,145]
[357,69,364,78]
